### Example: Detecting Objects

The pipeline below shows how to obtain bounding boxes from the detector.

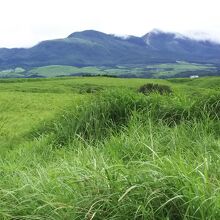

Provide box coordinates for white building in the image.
[190,75,199,79]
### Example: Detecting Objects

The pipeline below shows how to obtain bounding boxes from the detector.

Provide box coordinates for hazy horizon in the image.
[1,0,220,48]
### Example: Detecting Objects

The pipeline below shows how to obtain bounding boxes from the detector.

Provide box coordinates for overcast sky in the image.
[1,0,220,48]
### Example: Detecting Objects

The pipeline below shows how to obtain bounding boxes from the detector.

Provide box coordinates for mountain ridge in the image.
[0,29,220,69]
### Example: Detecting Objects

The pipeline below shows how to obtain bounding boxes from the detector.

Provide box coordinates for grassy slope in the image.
[0,67,25,78]
[170,77,220,90]
[0,76,219,219]
[1,62,216,78]
[29,65,104,77]
[29,63,217,78]
[151,63,215,77]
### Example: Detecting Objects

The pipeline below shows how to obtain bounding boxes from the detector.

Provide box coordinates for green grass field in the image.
[0,76,219,219]
[0,62,218,78]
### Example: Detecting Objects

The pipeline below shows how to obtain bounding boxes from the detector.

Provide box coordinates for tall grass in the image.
[42,89,148,145]
[1,117,220,219]
[0,78,219,219]
[39,88,220,146]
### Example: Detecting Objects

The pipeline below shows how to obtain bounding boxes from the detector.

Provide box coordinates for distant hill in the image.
[0,29,220,69]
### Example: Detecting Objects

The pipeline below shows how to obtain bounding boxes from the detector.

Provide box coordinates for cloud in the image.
[183,30,220,43]
[0,0,220,47]
[112,34,131,40]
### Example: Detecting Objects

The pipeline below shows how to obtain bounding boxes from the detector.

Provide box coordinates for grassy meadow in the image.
[0,62,218,78]
[0,76,219,219]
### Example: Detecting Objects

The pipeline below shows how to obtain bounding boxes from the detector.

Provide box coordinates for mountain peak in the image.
[149,28,164,34]
[67,30,108,38]
[144,29,185,39]
[142,29,189,47]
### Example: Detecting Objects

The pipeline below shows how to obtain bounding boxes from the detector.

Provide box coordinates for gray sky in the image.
[1,0,220,48]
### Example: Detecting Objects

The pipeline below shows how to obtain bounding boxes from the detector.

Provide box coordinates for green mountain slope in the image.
[0,30,220,70]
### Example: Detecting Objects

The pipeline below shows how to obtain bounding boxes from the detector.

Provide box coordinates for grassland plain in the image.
[0,76,219,219]
[0,62,218,78]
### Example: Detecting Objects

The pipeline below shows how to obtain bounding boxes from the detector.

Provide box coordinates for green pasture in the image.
[0,76,219,219]
[0,62,218,78]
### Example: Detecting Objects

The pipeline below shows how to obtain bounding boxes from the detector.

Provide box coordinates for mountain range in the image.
[0,29,220,69]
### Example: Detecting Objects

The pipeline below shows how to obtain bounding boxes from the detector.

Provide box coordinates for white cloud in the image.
[0,0,220,47]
